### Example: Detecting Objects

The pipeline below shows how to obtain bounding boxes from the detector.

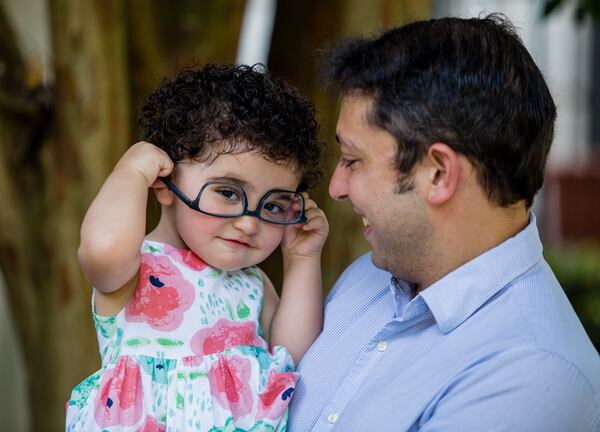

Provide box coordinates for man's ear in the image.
[151,178,175,206]
[424,143,460,206]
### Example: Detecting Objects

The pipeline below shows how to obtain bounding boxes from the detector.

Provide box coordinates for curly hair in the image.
[139,64,325,191]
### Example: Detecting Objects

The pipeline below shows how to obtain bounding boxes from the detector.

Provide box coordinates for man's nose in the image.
[329,165,349,201]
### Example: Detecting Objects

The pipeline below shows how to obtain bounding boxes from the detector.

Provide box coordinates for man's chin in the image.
[370,250,389,272]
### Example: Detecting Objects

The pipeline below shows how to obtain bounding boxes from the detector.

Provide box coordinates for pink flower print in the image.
[164,244,208,271]
[125,253,194,331]
[181,355,204,367]
[257,372,298,420]
[136,415,166,432]
[190,319,268,357]
[94,356,143,428]
[208,355,254,420]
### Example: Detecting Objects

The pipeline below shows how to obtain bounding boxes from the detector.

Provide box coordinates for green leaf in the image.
[156,338,184,347]
[189,371,208,380]
[125,337,151,347]
[237,300,250,319]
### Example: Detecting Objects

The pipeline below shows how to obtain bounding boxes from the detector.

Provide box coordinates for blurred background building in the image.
[0,0,598,430]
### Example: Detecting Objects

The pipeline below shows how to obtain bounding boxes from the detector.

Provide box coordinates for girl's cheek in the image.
[264,228,285,250]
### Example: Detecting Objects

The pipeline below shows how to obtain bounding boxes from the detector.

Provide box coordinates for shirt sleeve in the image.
[418,348,600,432]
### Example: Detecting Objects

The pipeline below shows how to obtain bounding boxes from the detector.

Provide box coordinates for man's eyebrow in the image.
[206,176,254,190]
[335,134,358,151]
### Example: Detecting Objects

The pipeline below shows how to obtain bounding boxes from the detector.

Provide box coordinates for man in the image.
[288,15,600,431]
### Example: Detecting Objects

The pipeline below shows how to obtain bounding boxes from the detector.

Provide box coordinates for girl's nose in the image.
[329,165,349,201]
[232,215,260,235]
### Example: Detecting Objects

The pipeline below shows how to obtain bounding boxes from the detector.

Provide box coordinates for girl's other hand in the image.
[281,194,329,261]
[113,141,174,186]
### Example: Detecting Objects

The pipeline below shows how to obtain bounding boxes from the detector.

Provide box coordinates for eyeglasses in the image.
[160,178,307,225]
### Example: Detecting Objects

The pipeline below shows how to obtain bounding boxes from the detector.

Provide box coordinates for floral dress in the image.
[66,240,297,432]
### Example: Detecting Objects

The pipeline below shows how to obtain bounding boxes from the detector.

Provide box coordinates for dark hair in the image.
[323,14,556,208]
[139,64,325,191]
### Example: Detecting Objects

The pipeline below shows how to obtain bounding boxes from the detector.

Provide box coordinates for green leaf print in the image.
[148,245,161,253]
[96,316,118,339]
[176,392,184,409]
[208,269,223,277]
[125,337,151,347]
[249,269,263,283]
[189,371,208,380]
[225,301,235,320]
[208,417,275,432]
[69,371,101,409]
[156,338,184,347]
[236,301,250,319]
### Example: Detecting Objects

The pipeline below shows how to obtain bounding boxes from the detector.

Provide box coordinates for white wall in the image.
[2,0,52,83]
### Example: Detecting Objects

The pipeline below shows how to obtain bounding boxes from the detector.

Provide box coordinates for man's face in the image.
[329,95,432,280]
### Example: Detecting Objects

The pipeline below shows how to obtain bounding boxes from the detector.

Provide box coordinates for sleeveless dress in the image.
[66,240,297,432]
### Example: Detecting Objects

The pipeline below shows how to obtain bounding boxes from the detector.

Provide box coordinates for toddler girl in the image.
[66,64,328,431]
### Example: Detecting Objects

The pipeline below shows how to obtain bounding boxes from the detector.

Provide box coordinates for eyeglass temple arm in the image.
[160,177,196,207]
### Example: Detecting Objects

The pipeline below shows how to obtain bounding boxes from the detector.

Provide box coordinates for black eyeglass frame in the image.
[160,178,307,225]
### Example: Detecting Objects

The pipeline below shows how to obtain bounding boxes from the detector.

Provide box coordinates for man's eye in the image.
[340,158,357,168]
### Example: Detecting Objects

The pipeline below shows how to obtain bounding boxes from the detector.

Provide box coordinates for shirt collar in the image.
[389,277,417,318]
[418,213,543,334]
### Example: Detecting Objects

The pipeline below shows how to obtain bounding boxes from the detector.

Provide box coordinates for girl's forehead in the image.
[180,152,301,190]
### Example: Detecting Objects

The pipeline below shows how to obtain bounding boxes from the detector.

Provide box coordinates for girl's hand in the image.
[113,141,174,186]
[281,194,329,261]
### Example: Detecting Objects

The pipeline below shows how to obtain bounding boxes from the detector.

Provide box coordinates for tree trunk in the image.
[1,0,243,429]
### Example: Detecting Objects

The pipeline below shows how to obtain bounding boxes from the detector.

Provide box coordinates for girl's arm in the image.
[266,195,328,365]
[78,142,173,294]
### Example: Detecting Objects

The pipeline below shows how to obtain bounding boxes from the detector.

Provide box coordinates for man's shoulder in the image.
[506,260,600,389]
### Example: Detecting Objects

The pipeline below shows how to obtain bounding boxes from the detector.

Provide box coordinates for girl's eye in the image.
[217,188,241,201]
[263,202,285,214]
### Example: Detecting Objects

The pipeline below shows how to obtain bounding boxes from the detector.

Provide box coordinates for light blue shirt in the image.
[288,215,600,431]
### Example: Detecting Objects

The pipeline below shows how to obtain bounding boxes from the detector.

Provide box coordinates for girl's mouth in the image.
[222,238,252,248]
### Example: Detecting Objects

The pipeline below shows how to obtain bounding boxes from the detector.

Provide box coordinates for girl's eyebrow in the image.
[206,175,254,190]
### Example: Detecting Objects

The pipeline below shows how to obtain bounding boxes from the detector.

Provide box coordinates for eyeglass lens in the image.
[197,183,302,223]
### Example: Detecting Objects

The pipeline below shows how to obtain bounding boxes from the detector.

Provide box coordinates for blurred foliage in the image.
[542,0,600,23]
[545,245,600,351]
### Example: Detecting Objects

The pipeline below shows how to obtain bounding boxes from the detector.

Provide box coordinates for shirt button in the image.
[377,340,388,352]
[327,412,339,424]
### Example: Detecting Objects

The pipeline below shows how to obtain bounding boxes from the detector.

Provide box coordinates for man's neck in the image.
[416,205,529,292]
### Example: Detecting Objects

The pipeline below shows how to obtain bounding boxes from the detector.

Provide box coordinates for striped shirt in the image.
[288,215,600,431]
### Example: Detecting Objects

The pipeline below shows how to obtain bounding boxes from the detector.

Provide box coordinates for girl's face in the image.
[169,152,301,271]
